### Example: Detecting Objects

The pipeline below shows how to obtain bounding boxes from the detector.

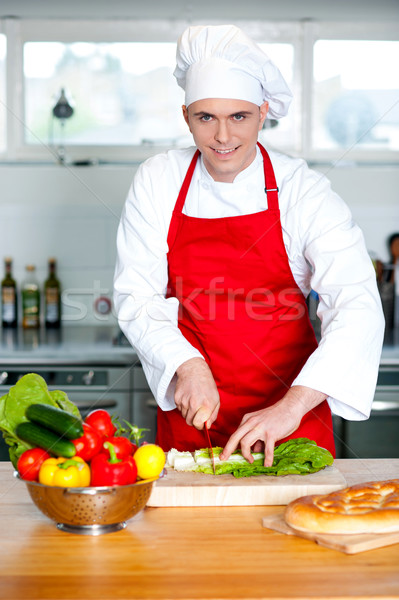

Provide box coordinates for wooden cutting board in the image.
[147,464,346,507]
[262,512,399,554]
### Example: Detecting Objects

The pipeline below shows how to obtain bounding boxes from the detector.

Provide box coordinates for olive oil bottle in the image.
[44,258,61,328]
[1,257,18,328]
[22,265,40,329]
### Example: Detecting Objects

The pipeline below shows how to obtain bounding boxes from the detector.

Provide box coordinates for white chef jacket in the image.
[114,145,385,421]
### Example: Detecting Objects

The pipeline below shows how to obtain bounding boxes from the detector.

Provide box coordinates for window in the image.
[23,37,298,154]
[24,41,189,148]
[12,19,301,161]
[312,39,399,153]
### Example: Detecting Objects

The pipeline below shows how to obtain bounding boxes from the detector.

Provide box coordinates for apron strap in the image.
[175,149,200,215]
[257,142,279,211]
[167,149,200,251]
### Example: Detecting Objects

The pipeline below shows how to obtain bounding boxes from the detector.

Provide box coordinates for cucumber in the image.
[26,403,84,440]
[16,422,76,458]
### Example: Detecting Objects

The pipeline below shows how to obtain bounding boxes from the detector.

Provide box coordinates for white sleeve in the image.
[113,159,204,410]
[288,169,385,421]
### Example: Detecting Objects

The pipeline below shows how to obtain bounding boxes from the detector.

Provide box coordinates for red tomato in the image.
[72,422,103,462]
[17,448,51,481]
[100,436,137,460]
[84,409,117,439]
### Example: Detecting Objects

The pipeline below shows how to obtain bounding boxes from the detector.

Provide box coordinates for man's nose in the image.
[215,120,230,143]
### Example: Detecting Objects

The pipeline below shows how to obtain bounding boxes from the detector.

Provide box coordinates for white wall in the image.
[317,164,399,262]
[0,164,134,325]
[1,160,398,326]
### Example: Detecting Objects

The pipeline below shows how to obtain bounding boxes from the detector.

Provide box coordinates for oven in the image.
[333,364,399,459]
[0,364,133,461]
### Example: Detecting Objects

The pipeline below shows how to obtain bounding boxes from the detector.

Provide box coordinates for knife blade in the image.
[204,422,216,475]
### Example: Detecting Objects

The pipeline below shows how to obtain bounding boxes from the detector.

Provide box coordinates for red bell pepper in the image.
[84,409,117,439]
[72,422,103,462]
[100,436,136,460]
[90,442,137,486]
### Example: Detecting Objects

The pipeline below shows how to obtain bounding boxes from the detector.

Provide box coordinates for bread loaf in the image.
[284,479,399,534]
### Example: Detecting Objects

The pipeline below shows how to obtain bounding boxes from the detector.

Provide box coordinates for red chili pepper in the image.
[90,442,138,486]
[72,422,103,462]
[100,436,137,460]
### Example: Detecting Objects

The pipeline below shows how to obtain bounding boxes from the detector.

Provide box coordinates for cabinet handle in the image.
[82,370,95,385]
[372,400,399,412]
[73,400,118,411]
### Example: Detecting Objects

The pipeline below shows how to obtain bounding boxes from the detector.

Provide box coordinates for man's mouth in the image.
[213,147,237,155]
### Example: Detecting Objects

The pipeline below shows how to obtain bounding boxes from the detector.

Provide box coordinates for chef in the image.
[114,24,384,467]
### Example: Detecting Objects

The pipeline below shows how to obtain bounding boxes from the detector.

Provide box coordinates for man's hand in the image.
[175,358,220,429]
[219,386,327,467]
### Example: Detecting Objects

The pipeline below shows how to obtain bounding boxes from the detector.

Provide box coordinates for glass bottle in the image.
[22,265,40,329]
[44,258,61,329]
[1,257,18,328]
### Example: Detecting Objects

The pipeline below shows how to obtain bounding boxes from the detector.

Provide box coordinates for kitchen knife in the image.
[204,422,216,475]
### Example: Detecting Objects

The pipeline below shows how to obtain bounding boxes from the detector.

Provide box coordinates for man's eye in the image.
[200,114,212,122]
[233,114,244,121]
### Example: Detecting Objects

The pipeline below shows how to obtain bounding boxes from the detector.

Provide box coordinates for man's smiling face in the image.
[183,98,268,183]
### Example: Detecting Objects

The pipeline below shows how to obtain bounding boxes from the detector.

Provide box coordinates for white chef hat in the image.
[174,24,292,119]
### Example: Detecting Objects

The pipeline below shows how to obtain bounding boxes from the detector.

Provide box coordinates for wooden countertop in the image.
[0,459,398,600]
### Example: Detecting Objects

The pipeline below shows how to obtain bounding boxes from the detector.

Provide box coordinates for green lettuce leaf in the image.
[49,389,81,419]
[188,438,333,478]
[0,373,82,468]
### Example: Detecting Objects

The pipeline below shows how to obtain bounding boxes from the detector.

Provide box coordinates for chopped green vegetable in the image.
[0,373,81,468]
[168,438,334,478]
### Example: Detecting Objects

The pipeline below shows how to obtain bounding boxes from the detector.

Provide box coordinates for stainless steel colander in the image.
[15,472,157,535]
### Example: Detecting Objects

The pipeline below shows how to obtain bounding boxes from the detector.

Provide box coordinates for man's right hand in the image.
[175,358,220,430]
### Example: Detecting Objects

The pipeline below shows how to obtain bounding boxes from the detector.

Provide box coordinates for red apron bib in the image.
[156,143,335,455]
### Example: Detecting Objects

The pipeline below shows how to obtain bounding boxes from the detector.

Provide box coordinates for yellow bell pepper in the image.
[39,456,90,487]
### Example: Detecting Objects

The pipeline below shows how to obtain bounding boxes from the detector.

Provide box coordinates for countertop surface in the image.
[0,325,137,365]
[0,459,398,600]
[1,324,399,365]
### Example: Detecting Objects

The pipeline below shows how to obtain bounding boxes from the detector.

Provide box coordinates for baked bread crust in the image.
[284,479,399,535]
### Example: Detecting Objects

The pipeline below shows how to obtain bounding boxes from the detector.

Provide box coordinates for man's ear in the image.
[259,101,269,130]
[182,105,190,129]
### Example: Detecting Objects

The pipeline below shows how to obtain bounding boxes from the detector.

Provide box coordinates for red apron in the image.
[156,143,335,455]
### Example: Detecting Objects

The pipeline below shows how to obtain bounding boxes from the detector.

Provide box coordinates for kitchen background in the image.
[2,162,397,326]
[0,0,398,325]
[0,0,398,458]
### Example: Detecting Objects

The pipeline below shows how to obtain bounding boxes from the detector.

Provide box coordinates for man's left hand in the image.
[219,386,327,467]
